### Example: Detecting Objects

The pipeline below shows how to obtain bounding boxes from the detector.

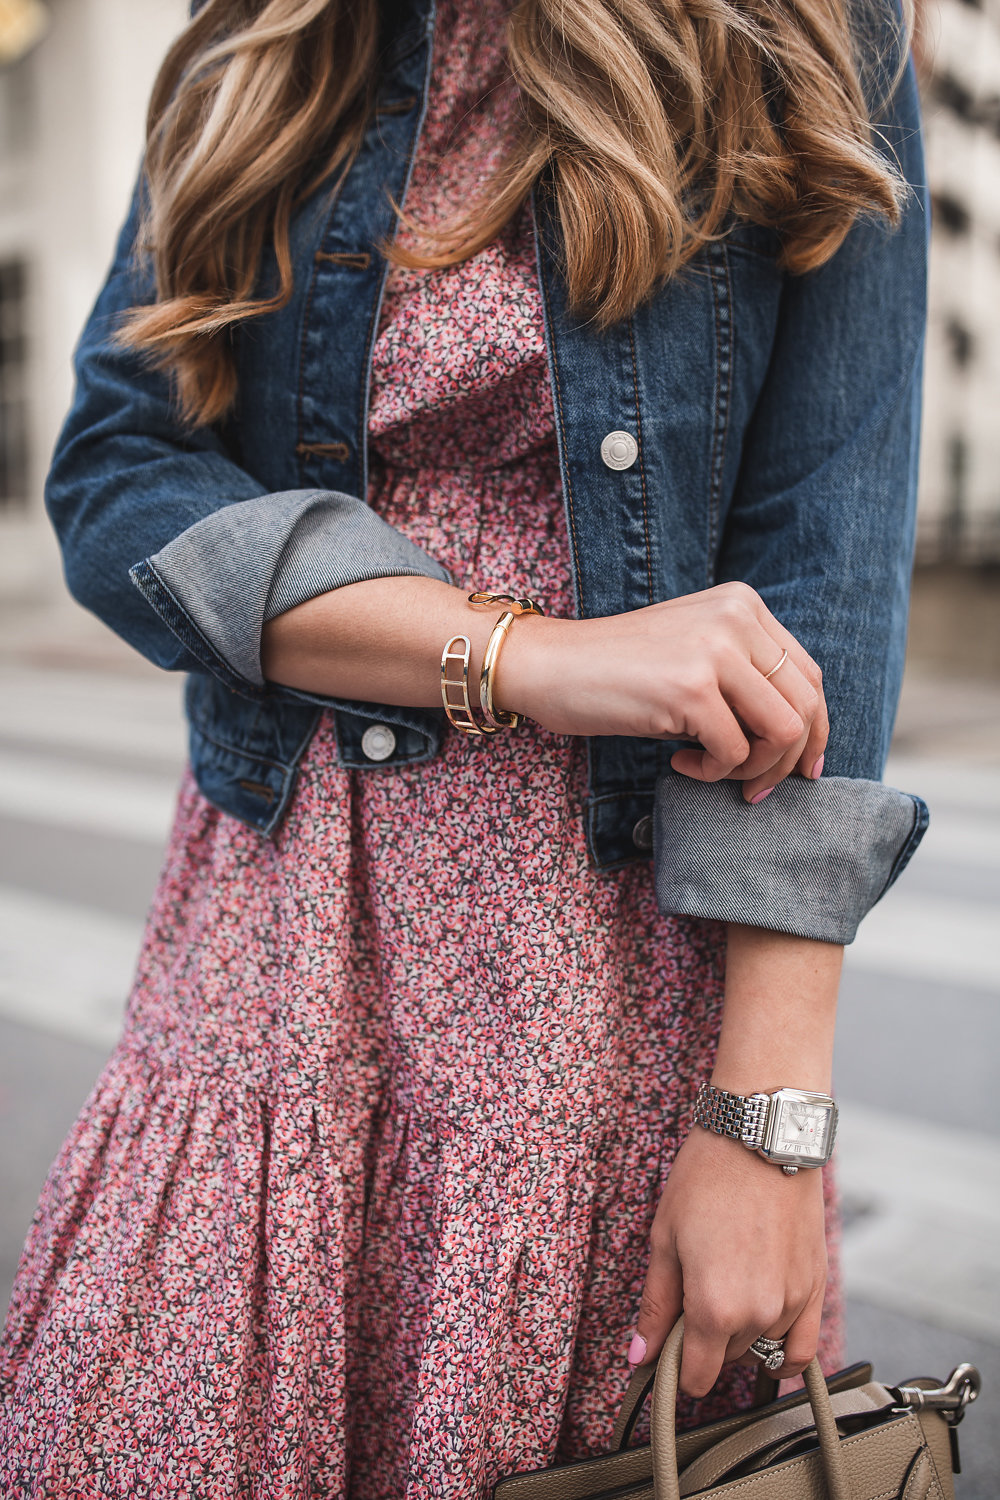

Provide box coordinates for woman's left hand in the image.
[629,1124,829,1398]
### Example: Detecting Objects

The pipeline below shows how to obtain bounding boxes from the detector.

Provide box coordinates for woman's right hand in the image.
[500,581,828,801]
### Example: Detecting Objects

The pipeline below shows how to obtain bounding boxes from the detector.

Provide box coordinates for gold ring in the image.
[763,649,788,681]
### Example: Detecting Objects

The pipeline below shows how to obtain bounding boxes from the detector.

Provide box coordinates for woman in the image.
[0,0,927,1494]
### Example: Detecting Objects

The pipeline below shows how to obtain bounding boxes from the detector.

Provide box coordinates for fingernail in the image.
[749,787,774,805]
[627,1332,647,1367]
[810,754,825,780]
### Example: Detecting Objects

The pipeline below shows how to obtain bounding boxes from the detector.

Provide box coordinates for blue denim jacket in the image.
[46,0,928,944]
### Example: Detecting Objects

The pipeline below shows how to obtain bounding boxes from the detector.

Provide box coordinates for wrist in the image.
[681,1119,820,1186]
[709,1061,833,1096]
[491,611,568,723]
[693,1080,838,1174]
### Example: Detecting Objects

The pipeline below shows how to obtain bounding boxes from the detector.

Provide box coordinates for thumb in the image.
[629,1243,683,1368]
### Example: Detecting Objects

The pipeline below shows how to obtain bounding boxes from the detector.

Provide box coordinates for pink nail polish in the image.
[628,1332,647,1367]
[749,787,774,805]
[811,754,825,779]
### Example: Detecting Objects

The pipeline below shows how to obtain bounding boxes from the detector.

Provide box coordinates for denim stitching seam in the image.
[626,317,655,606]
[875,793,930,900]
[295,169,353,484]
[129,560,258,699]
[706,243,733,582]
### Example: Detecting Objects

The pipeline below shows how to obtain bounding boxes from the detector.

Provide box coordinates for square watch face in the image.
[765,1091,835,1163]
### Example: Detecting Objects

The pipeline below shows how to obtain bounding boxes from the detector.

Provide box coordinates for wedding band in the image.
[763,649,788,681]
[749,1335,787,1372]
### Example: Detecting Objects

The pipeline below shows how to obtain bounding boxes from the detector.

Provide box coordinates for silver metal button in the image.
[361,724,396,762]
[601,431,639,471]
[632,814,654,851]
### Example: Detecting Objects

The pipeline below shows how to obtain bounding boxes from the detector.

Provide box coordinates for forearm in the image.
[712,925,843,1095]
[261,575,502,707]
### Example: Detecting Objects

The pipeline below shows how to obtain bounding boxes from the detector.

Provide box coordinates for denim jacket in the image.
[46,0,929,944]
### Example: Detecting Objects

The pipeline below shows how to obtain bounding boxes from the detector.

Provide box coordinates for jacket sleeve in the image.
[45,185,450,701]
[653,50,929,945]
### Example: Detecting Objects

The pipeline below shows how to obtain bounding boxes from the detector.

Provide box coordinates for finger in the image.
[764,634,828,753]
[792,696,830,783]
[631,1242,684,1368]
[666,698,751,782]
[667,653,806,782]
[674,728,808,800]
[678,1316,731,1400]
[732,1320,794,1371]
[748,602,825,692]
[667,641,821,788]
[670,742,751,783]
[717,651,825,797]
[745,606,826,718]
[711,657,811,785]
[777,1287,825,1379]
[738,655,819,746]
[731,1287,824,1377]
[720,582,827,734]
[730,645,815,728]
[739,688,827,800]
[738,738,809,804]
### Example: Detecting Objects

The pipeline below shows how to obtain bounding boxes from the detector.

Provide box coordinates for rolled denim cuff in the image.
[132,489,451,688]
[653,774,928,945]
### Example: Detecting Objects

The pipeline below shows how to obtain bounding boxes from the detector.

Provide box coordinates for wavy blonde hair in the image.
[121,0,908,426]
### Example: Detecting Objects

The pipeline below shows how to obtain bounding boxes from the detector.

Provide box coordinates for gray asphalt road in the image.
[1,658,997,1493]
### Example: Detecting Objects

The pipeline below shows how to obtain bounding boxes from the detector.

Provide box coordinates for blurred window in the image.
[0,258,29,509]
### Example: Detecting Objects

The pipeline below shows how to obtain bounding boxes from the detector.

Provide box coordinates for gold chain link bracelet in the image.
[440,592,544,736]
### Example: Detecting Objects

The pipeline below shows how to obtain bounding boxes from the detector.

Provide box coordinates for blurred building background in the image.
[919,0,1000,569]
[0,0,187,616]
[0,2,998,1495]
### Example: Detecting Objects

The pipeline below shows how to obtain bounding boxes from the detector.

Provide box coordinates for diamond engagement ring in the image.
[748,1335,787,1372]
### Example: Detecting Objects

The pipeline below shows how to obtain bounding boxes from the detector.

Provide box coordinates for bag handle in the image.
[611,1362,658,1450]
[650,1318,853,1500]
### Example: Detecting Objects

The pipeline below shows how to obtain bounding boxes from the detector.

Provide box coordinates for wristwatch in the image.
[693,1082,839,1175]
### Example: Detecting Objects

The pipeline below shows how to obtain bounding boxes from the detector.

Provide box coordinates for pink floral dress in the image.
[0,4,843,1496]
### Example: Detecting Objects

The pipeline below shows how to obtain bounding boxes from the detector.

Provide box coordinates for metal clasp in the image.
[893,1365,982,1425]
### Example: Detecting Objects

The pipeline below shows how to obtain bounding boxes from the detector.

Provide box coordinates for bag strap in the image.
[611,1363,659,1451]
[651,1318,854,1500]
[613,1354,877,1455]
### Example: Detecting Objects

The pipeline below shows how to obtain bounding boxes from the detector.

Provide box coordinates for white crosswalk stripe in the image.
[838,1105,1000,1343]
[0,749,179,843]
[0,884,140,1049]
[848,889,998,993]
[0,662,186,767]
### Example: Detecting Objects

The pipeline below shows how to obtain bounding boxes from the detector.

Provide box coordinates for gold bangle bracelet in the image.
[473,595,544,730]
[440,592,544,737]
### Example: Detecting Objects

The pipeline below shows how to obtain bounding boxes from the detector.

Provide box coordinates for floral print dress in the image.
[0,3,844,1495]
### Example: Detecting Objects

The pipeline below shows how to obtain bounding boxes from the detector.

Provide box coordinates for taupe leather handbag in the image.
[493,1318,981,1500]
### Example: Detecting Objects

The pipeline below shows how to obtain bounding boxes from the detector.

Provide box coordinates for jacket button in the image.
[632,814,654,851]
[601,431,638,470]
[361,724,397,762]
